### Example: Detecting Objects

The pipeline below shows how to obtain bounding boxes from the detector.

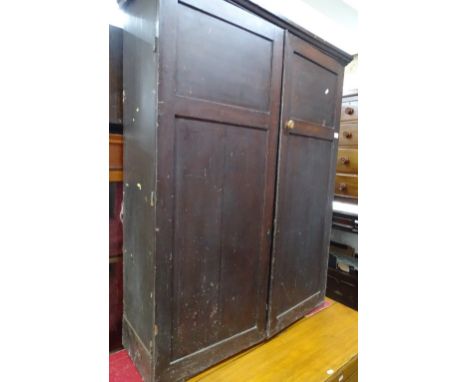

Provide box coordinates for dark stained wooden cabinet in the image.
[120,0,351,380]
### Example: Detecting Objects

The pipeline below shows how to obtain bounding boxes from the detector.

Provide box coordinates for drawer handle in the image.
[286,119,295,130]
[344,107,354,115]
[340,157,350,165]
[338,183,347,192]
[343,131,352,139]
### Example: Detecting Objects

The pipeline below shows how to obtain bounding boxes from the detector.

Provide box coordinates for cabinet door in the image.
[155,0,283,379]
[267,33,344,336]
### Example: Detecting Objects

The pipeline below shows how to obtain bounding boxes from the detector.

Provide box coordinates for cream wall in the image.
[344,54,358,94]
[253,0,358,55]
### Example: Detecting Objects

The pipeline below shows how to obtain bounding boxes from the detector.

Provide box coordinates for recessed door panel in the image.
[290,53,338,128]
[272,135,331,316]
[176,3,273,111]
[172,118,268,360]
[268,33,344,337]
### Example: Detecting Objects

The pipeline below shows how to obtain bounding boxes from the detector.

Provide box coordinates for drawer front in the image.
[109,134,123,171]
[338,122,358,147]
[325,355,358,382]
[335,174,358,198]
[346,370,358,382]
[336,148,358,174]
[341,99,358,121]
[110,134,123,182]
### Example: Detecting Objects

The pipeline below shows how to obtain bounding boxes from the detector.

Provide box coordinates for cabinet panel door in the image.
[156,0,283,379]
[267,33,344,337]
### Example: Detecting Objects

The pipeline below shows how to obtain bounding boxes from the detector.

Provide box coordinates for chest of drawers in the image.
[335,93,358,199]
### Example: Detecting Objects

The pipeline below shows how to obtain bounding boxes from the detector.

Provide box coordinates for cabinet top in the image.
[117,0,354,66]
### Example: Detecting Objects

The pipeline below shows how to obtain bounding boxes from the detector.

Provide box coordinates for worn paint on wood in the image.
[121,0,352,380]
[267,32,345,337]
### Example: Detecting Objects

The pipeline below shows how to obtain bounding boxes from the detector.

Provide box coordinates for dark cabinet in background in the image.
[120,0,351,380]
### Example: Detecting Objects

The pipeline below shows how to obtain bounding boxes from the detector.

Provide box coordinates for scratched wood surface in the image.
[189,299,358,382]
[153,1,284,379]
[120,0,352,379]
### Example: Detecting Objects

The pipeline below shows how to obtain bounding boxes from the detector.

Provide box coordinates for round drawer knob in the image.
[344,107,354,115]
[338,183,347,191]
[343,131,352,139]
[340,157,350,165]
[286,119,295,130]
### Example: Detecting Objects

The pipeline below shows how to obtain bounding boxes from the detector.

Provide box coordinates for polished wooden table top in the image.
[189,298,358,382]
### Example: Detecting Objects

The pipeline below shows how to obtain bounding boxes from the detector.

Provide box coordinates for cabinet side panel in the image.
[122,0,158,373]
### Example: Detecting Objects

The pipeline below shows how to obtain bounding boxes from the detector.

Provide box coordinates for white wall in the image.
[343,54,358,94]
[109,0,125,27]
[253,0,358,55]
[110,0,358,53]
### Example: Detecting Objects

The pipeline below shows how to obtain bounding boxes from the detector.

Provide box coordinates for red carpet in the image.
[305,299,333,317]
[109,350,142,382]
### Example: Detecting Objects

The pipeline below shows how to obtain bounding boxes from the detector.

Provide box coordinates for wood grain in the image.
[109,134,123,171]
[189,299,358,382]
[109,134,123,182]
[346,369,358,382]
[109,170,123,183]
